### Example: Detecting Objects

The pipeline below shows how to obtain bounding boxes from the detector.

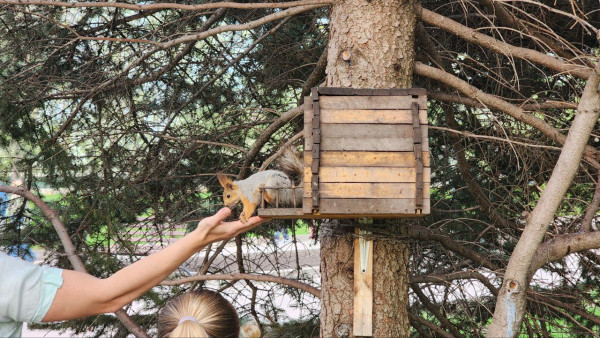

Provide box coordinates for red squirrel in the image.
[217,147,303,223]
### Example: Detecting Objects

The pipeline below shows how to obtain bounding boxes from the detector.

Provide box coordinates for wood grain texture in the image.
[354,228,373,336]
[319,167,431,183]
[318,151,431,167]
[319,95,426,110]
[320,182,431,199]
[321,137,416,152]
[319,198,430,214]
[320,123,413,138]
[320,109,427,124]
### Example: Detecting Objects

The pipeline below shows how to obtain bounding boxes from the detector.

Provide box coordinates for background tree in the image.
[0,0,599,336]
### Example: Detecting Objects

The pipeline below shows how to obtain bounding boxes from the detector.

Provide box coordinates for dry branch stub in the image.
[258,87,430,218]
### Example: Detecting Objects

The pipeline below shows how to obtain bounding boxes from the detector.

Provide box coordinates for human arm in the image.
[42,208,266,321]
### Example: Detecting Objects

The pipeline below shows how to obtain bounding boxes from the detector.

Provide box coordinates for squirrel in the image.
[217,147,303,223]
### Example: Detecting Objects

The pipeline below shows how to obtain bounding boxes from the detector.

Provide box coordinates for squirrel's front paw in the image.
[240,212,249,223]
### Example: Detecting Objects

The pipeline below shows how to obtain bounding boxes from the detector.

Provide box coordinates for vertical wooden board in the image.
[303,96,313,123]
[354,228,373,336]
[424,165,431,187]
[319,95,426,110]
[304,123,313,151]
[422,198,430,215]
[304,151,312,167]
[302,197,313,214]
[303,167,312,198]
[304,100,313,152]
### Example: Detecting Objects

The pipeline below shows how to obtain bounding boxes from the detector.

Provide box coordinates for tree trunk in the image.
[320,0,417,336]
[487,66,600,337]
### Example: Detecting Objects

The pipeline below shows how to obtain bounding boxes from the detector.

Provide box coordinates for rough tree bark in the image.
[320,0,417,336]
[487,66,600,337]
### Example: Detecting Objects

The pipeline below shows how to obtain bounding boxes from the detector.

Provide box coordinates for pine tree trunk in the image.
[320,0,417,336]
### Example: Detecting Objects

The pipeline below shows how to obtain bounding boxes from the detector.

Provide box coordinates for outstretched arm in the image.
[42,208,266,321]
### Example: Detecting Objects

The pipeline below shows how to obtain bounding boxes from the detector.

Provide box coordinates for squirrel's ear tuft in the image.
[217,173,233,189]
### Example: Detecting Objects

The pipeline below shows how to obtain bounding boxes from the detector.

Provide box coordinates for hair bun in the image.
[240,322,261,338]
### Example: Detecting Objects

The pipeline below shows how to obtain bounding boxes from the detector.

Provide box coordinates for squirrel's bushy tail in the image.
[278,147,304,183]
[277,146,304,206]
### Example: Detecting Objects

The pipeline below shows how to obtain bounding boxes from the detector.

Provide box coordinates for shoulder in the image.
[0,252,64,324]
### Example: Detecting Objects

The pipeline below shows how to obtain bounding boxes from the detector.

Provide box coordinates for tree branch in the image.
[528,229,600,277]
[410,284,464,337]
[419,7,592,79]
[412,270,499,296]
[161,273,321,298]
[580,175,600,232]
[408,313,454,338]
[430,126,562,151]
[0,185,149,338]
[0,0,334,11]
[527,291,600,328]
[488,65,600,337]
[403,224,501,271]
[414,62,600,160]
[239,106,303,178]
[158,5,324,49]
[476,0,589,65]
[428,91,578,111]
[259,131,303,171]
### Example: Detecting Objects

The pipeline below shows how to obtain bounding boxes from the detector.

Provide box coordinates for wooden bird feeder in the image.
[257,87,430,219]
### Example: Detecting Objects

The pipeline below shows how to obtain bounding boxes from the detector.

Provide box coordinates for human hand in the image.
[194,207,268,245]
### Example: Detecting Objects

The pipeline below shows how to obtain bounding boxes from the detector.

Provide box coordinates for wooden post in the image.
[354,227,373,336]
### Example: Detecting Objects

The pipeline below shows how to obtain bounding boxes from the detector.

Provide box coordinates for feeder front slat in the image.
[319,151,431,168]
[319,167,431,183]
[320,137,423,152]
[320,109,427,125]
[319,183,431,199]
[319,199,430,215]
[319,95,426,110]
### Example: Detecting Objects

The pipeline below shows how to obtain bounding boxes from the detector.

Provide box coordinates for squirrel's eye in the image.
[226,194,231,198]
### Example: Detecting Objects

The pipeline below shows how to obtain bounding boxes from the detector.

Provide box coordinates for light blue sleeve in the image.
[0,252,64,337]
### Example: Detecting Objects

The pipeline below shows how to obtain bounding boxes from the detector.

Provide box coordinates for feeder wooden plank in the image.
[320,109,427,125]
[302,197,312,214]
[319,167,431,183]
[321,137,429,152]
[304,123,312,151]
[319,151,431,167]
[303,97,312,123]
[320,182,431,199]
[303,168,312,198]
[320,137,412,152]
[319,95,427,110]
[320,123,413,139]
[319,198,430,214]
[258,208,304,217]
[317,87,426,97]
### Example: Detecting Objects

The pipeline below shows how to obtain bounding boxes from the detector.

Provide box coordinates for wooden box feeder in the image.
[257,87,430,219]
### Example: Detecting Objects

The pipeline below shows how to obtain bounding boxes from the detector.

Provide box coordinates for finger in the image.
[199,207,232,227]
[229,216,270,235]
[246,216,270,225]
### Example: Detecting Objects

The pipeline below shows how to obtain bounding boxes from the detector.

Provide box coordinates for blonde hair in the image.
[159,290,255,338]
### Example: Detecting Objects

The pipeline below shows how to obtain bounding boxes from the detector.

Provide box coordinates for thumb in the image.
[200,208,232,227]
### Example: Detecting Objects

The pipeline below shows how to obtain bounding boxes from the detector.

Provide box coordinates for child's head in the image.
[158,290,260,338]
